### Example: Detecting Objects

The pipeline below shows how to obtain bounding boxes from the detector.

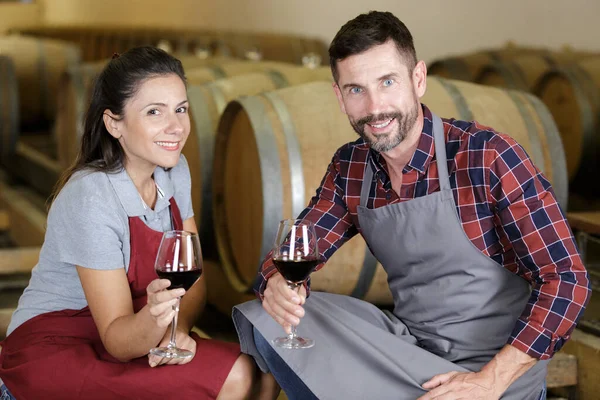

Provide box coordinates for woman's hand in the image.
[148,329,197,367]
[146,279,185,328]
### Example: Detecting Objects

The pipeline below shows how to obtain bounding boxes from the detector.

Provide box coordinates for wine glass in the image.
[149,230,203,359]
[271,219,320,349]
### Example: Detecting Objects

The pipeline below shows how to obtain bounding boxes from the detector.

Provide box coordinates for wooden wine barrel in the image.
[54,61,107,168]
[204,259,255,315]
[429,46,592,83]
[185,60,327,86]
[534,58,600,195]
[212,78,568,302]
[476,55,555,91]
[424,77,568,207]
[0,35,81,131]
[183,67,332,257]
[0,56,19,167]
[221,32,329,65]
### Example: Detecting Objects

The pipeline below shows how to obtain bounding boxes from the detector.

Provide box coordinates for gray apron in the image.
[233,113,547,399]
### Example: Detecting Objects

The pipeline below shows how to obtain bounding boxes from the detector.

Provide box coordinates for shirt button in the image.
[386,193,392,200]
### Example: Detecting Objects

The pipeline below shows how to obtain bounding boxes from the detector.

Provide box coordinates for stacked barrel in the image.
[429,43,600,201]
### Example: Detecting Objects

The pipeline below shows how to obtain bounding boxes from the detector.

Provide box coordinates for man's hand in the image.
[418,345,537,399]
[262,272,307,334]
[418,370,503,399]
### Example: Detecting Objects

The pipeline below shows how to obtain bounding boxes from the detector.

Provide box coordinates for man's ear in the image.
[332,82,347,115]
[103,109,122,139]
[413,60,427,99]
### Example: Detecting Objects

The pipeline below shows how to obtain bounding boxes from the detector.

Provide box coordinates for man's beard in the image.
[350,104,418,153]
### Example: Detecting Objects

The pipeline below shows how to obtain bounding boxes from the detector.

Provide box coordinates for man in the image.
[233,11,591,400]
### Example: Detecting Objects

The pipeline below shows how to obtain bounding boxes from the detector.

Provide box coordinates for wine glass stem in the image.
[288,283,301,339]
[168,296,181,349]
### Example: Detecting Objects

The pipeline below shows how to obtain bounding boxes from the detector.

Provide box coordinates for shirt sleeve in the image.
[254,152,359,300]
[171,154,194,221]
[48,172,126,270]
[487,134,592,360]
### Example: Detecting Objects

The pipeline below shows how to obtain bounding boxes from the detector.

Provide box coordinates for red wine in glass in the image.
[271,219,320,349]
[272,257,319,284]
[150,230,202,359]
[157,268,202,291]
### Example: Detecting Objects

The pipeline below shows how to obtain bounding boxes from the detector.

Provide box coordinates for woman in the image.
[0,47,278,399]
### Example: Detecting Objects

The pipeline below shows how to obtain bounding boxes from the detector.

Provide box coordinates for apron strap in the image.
[360,159,375,208]
[432,113,451,191]
[360,113,449,205]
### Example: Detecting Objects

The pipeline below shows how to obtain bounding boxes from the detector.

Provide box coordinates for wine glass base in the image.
[272,336,315,349]
[149,346,194,359]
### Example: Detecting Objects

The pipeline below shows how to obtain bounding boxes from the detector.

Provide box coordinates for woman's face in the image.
[109,73,190,173]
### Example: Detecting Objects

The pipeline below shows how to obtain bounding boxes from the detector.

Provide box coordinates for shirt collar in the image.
[368,104,436,175]
[107,165,175,217]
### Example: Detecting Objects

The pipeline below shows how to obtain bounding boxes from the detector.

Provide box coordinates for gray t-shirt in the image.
[7,155,194,335]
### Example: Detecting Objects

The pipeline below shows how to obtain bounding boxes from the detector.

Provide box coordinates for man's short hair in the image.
[329,11,418,82]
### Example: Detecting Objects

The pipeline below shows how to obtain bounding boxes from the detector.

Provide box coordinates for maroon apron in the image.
[0,198,240,400]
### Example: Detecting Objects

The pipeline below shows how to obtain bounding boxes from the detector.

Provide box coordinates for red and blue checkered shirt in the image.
[256,104,591,360]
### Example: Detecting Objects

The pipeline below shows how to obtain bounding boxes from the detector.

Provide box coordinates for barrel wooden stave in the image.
[0,35,81,130]
[0,56,19,166]
[424,77,568,207]
[534,58,600,195]
[430,46,597,83]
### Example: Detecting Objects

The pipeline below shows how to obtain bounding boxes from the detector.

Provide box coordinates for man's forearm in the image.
[480,344,537,391]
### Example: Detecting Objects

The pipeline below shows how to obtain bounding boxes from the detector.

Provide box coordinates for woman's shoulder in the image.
[52,169,117,212]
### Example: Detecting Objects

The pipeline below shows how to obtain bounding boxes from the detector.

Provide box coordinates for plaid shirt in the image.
[256,104,591,360]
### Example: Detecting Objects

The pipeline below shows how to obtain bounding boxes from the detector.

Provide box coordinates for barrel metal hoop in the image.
[72,65,87,143]
[507,63,529,90]
[206,83,228,114]
[187,85,218,251]
[243,96,283,291]
[215,98,284,292]
[8,58,18,161]
[437,78,474,121]
[0,58,6,161]
[0,57,19,164]
[506,90,546,174]
[38,40,50,122]
[262,91,305,219]
[208,65,227,80]
[265,70,289,89]
[561,67,597,187]
[523,92,569,209]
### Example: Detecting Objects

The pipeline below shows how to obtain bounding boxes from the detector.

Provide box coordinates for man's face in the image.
[333,40,424,153]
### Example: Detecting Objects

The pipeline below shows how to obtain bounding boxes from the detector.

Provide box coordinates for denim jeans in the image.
[253,327,318,400]
[0,380,15,400]
[538,381,546,400]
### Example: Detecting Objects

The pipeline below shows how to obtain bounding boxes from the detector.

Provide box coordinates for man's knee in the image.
[253,326,275,359]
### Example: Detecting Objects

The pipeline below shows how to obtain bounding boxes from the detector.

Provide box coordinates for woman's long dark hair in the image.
[50,46,186,203]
